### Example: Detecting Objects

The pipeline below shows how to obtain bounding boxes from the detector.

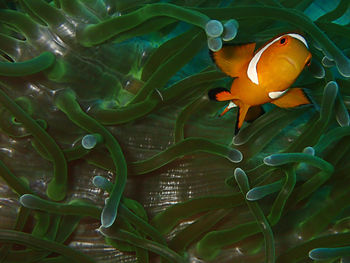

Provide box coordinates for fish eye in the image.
[279,37,287,45]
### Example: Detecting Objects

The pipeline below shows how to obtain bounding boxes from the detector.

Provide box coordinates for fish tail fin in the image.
[208,87,235,101]
[235,103,250,135]
[271,88,311,108]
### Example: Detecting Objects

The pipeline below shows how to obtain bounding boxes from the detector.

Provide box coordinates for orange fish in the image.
[209,33,312,134]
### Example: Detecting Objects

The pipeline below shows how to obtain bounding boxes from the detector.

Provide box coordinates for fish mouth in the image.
[305,53,312,66]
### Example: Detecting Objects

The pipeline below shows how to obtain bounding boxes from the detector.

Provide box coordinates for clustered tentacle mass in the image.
[0,0,350,262]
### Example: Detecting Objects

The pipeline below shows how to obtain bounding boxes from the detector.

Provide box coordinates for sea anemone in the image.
[0,0,350,262]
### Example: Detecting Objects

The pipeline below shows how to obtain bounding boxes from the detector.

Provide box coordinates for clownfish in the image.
[208,33,312,134]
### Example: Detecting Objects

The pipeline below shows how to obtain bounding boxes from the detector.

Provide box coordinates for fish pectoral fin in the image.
[271,88,311,108]
[210,43,256,77]
[208,87,235,101]
[219,101,237,116]
[235,103,250,135]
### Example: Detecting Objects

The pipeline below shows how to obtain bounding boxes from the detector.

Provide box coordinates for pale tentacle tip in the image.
[207,37,222,52]
[222,19,238,41]
[205,20,223,38]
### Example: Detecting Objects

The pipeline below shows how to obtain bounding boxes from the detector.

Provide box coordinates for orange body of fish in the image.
[209,33,312,134]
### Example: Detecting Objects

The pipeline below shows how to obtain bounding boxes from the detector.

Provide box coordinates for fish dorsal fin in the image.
[210,43,256,77]
[271,88,311,108]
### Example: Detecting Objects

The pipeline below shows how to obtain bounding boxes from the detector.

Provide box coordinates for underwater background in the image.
[0,0,350,262]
